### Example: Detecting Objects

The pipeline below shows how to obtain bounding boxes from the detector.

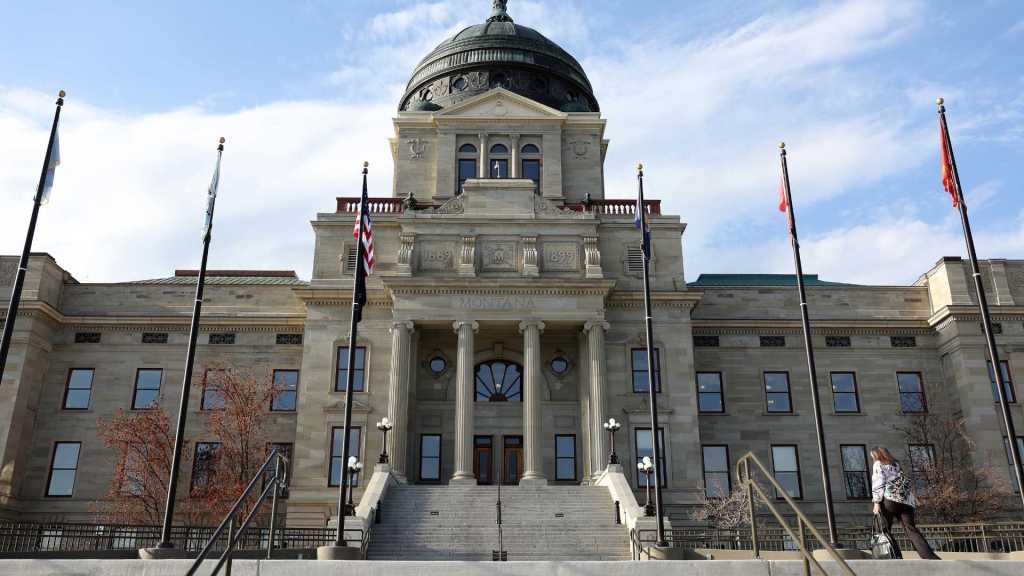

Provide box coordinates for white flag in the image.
[39,129,60,204]
[202,152,222,238]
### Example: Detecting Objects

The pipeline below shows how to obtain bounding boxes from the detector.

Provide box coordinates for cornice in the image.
[2,301,305,333]
[292,288,393,307]
[606,291,701,310]
[382,277,617,298]
[928,305,1024,328]
[691,318,933,336]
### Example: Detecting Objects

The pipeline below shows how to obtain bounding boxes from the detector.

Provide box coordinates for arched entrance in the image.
[474,360,524,484]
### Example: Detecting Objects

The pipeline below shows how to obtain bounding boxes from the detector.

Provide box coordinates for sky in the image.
[0,0,1022,285]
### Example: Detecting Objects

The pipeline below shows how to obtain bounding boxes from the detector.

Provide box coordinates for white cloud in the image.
[0,90,394,282]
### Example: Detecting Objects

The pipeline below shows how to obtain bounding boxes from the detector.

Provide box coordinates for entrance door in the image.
[474,435,493,484]
[503,436,524,485]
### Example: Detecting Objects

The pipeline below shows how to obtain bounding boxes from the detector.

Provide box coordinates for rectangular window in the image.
[201,370,226,410]
[825,336,851,348]
[759,336,786,347]
[897,372,927,413]
[693,335,719,347]
[697,372,724,413]
[988,361,1016,404]
[625,247,645,274]
[631,348,661,393]
[420,434,442,482]
[271,370,299,412]
[457,159,477,194]
[191,442,221,492]
[841,445,870,500]
[771,445,802,499]
[891,336,917,348]
[132,369,162,410]
[830,372,860,413]
[702,445,730,498]
[208,333,236,345]
[74,332,101,344]
[764,372,792,413]
[63,368,94,410]
[276,333,302,345]
[555,435,576,481]
[908,444,936,494]
[634,428,667,488]
[46,442,81,497]
[142,332,168,344]
[336,347,367,392]
[329,426,362,487]
[1004,436,1024,492]
[521,159,541,187]
[489,158,509,179]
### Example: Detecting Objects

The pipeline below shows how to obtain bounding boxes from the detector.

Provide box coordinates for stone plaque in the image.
[419,242,455,271]
[0,261,15,286]
[481,241,517,272]
[542,241,579,272]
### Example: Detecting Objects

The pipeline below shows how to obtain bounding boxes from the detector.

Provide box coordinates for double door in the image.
[474,435,523,485]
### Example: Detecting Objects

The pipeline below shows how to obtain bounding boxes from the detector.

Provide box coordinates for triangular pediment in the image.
[436,88,567,120]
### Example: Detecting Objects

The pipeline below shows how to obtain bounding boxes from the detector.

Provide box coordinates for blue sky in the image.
[1,0,1022,284]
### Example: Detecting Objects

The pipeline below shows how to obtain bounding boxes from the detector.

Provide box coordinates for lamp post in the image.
[603,418,621,465]
[377,417,393,464]
[638,457,654,517]
[345,457,364,516]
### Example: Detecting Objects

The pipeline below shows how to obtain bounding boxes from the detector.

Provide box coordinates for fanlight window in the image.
[490,144,509,155]
[459,144,478,154]
[475,360,522,402]
[521,144,540,154]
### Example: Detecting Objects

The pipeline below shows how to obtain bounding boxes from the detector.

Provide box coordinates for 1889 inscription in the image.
[455,295,536,310]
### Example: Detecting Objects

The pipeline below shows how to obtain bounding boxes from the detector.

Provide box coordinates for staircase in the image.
[368,484,631,561]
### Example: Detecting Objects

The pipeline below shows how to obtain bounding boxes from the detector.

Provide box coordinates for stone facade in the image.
[2,6,1023,530]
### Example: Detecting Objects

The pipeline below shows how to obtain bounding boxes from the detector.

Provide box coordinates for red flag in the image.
[778,177,788,214]
[939,119,959,208]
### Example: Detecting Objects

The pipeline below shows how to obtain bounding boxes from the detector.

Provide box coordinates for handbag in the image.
[868,515,899,559]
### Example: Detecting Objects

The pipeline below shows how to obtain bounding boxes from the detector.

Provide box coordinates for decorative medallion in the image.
[482,241,518,272]
[567,138,591,159]
[407,138,428,160]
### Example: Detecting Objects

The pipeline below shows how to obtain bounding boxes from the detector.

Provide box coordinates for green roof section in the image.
[130,270,308,286]
[689,274,855,288]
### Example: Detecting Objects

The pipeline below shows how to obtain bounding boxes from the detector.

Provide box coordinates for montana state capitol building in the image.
[2,2,1023,535]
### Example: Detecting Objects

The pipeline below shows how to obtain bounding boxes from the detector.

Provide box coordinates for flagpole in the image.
[636,163,667,547]
[329,162,369,550]
[155,137,225,550]
[0,90,64,386]
[778,143,840,546]
[938,99,1024,513]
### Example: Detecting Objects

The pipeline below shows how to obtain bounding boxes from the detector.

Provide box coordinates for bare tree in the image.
[892,385,1012,523]
[691,487,755,530]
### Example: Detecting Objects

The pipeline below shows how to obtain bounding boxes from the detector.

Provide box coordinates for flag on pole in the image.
[634,192,651,262]
[203,147,222,238]
[39,129,61,205]
[353,197,375,276]
[777,177,788,214]
[939,117,959,208]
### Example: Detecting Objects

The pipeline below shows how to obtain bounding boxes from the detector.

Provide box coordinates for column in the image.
[478,133,489,179]
[451,320,479,484]
[520,320,547,484]
[386,321,414,481]
[510,134,521,178]
[584,320,610,477]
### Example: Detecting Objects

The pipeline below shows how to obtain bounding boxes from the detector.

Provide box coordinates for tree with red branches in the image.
[95,363,281,525]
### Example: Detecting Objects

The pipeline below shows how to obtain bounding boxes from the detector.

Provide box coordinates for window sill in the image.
[698,411,730,416]
[831,411,865,416]
[763,412,800,416]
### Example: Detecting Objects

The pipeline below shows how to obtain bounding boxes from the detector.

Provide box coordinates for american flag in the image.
[353,181,375,276]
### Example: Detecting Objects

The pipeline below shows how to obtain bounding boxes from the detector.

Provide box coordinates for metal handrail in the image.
[184,449,289,576]
[736,451,855,576]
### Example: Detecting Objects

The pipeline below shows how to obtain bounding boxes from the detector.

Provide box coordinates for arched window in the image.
[457,143,479,194]
[489,144,510,178]
[475,360,522,402]
[521,143,542,191]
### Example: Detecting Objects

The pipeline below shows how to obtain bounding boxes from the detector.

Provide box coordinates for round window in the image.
[453,77,468,91]
[550,357,569,376]
[429,356,447,375]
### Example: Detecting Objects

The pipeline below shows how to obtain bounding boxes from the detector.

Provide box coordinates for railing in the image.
[184,449,291,575]
[336,197,407,214]
[585,199,661,216]
[0,522,363,555]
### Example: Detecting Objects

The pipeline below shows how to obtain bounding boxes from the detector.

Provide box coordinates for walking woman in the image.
[870,446,941,559]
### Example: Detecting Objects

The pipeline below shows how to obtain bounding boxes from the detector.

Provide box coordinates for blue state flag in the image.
[634,194,651,261]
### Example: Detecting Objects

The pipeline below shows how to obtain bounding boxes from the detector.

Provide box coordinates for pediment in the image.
[436,88,567,120]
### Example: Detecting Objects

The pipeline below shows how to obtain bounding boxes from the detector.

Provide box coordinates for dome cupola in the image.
[400,0,598,113]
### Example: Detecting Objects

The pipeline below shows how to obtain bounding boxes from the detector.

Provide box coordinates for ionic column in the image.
[510,134,521,178]
[478,133,489,178]
[584,320,610,477]
[520,320,547,484]
[451,320,479,484]
[386,321,414,481]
